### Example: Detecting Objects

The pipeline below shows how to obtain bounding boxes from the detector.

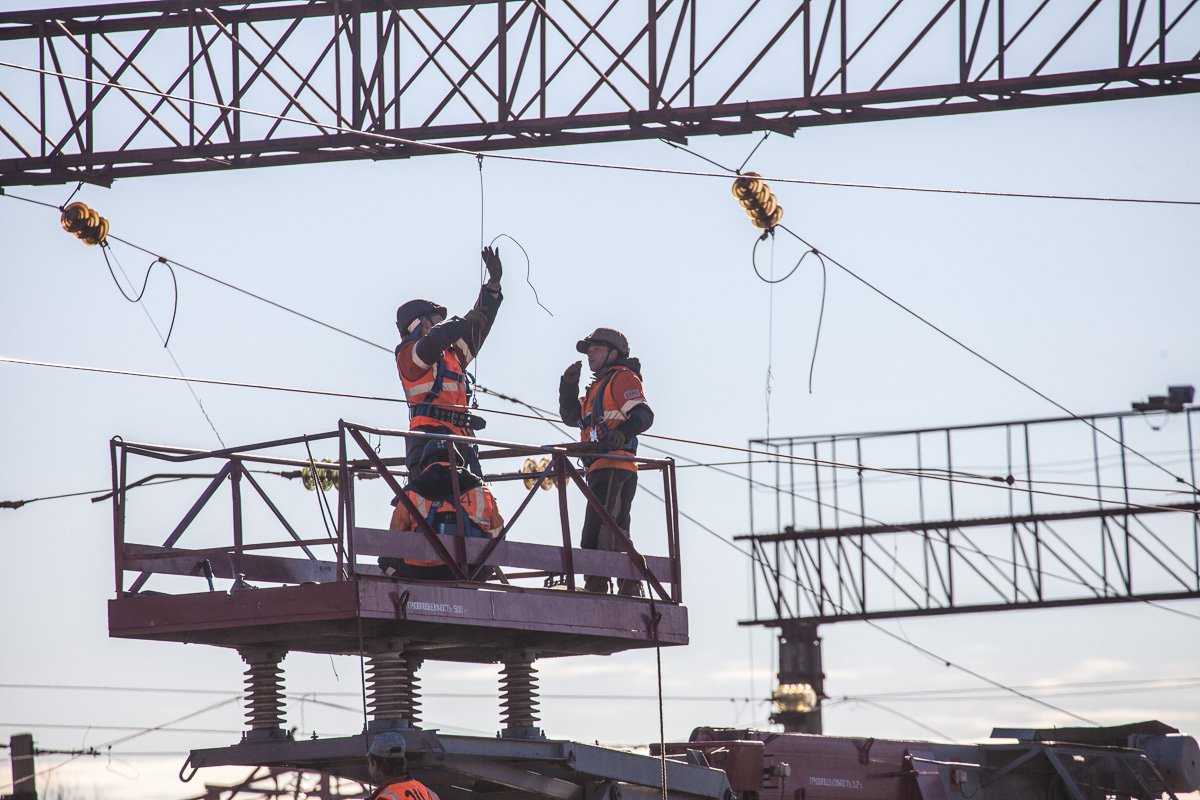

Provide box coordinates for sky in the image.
[2,3,1200,799]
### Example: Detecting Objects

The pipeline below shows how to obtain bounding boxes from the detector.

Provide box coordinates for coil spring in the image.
[367,654,422,723]
[242,651,286,730]
[499,656,540,730]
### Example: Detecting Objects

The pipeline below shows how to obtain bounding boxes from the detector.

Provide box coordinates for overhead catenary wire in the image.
[768,221,1197,494]
[1,60,1198,207]
[0,696,241,795]
[2,67,1190,738]
[0,360,1120,734]
[13,184,1192,501]
[6,163,1195,494]
[2,346,1124,725]
[0,682,772,703]
[1,354,1195,521]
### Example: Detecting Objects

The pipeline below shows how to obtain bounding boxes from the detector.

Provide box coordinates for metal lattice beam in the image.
[1,0,1199,185]
[740,406,1200,626]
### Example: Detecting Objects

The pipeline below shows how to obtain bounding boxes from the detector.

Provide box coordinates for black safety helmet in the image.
[576,327,629,359]
[396,298,447,335]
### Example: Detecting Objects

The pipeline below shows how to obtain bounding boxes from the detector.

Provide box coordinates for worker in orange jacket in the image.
[381,442,504,582]
[558,327,654,595]
[367,731,439,800]
[394,246,502,476]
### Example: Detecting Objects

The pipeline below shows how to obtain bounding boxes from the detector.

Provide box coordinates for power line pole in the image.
[4,733,37,800]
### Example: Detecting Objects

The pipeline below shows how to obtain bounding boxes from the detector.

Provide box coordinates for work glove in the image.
[482,246,502,287]
[560,360,582,387]
[603,428,628,451]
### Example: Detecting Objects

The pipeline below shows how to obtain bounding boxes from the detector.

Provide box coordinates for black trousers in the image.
[580,468,640,594]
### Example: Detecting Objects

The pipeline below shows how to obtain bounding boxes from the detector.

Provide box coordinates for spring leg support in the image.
[367,641,423,732]
[239,649,290,742]
[499,650,544,739]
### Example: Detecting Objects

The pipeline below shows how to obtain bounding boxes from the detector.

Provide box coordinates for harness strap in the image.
[579,371,619,432]
[410,403,486,430]
[426,500,488,539]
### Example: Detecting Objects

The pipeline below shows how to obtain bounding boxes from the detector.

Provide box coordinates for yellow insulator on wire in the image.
[520,457,556,491]
[301,459,337,492]
[732,172,783,231]
[60,201,109,246]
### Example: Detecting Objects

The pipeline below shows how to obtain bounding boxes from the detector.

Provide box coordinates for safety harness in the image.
[424,498,488,540]
[406,338,486,431]
[578,369,639,453]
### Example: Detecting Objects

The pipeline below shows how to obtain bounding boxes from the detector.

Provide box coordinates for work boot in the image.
[583,577,611,594]
[616,580,644,598]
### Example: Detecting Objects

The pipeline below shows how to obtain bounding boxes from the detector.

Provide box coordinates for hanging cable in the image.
[104,241,225,448]
[770,221,1198,494]
[737,131,772,175]
[100,250,180,346]
[490,233,553,316]
[660,138,739,174]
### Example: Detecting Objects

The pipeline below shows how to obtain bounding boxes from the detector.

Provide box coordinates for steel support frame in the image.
[2,0,1199,185]
[184,730,734,800]
[742,406,1200,627]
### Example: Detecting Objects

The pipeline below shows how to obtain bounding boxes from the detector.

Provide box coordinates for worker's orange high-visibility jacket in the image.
[578,365,647,473]
[374,777,440,800]
[389,486,504,566]
[395,283,501,435]
[397,345,471,434]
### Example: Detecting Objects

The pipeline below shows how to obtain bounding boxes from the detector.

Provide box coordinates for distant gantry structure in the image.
[741,391,1199,732]
[2,0,1200,185]
[105,421,731,799]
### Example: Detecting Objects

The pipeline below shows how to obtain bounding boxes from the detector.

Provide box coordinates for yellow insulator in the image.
[61,202,87,232]
[301,459,337,492]
[772,682,818,713]
[731,171,783,232]
[60,201,109,245]
[520,457,557,491]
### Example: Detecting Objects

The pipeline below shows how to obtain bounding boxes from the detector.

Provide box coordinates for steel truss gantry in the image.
[1,0,1199,185]
[741,404,1200,627]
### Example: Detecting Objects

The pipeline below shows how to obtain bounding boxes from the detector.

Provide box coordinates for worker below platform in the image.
[381,442,504,582]
[558,327,654,596]
[394,246,503,477]
[367,732,439,800]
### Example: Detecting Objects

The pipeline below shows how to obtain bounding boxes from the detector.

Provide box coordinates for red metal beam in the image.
[1,0,1197,185]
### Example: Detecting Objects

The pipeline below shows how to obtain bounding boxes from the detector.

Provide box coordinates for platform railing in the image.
[109,421,682,603]
[341,421,682,602]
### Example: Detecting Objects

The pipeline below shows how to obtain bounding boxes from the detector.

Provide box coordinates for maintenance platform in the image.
[107,422,713,796]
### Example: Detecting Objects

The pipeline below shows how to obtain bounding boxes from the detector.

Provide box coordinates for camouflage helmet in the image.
[575,327,629,359]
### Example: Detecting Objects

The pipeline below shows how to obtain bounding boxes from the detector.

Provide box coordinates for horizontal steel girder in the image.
[2,0,1199,185]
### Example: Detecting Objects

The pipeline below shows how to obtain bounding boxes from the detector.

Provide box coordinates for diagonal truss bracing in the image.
[1,0,1199,185]
[740,405,1200,626]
